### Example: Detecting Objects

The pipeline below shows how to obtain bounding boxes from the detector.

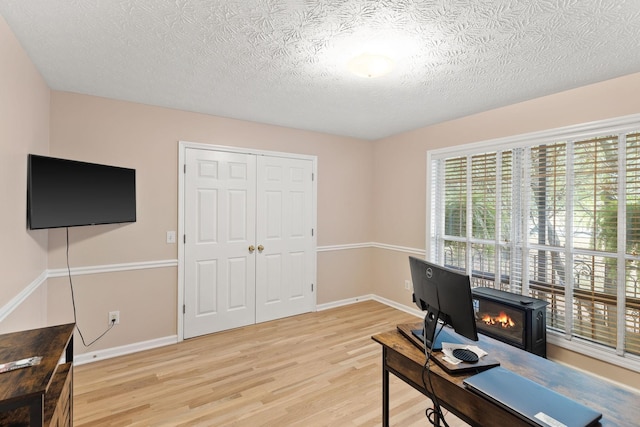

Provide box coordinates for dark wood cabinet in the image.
[0,324,74,426]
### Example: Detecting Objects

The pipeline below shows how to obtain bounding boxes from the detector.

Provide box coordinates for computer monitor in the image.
[409,256,479,351]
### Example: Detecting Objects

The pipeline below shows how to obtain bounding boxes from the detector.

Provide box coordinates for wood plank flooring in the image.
[74,301,468,426]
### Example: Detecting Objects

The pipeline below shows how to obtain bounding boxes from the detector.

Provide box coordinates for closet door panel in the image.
[256,156,315,323]
[183,147,316,338]
[184,149,256,338]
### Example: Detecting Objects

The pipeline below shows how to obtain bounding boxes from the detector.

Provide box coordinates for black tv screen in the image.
[27,154,136,230]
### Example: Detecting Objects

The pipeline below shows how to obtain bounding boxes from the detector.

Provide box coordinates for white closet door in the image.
[184,148,256,339]
[255,156,315,323]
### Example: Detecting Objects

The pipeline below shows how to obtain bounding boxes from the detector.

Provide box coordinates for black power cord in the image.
[421,316,451,427]
[66,227,115,347]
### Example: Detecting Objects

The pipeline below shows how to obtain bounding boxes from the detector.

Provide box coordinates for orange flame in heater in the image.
[481,311,516,328]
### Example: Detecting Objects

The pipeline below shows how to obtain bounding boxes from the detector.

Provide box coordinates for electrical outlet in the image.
[404,280,411,291]
[108,311,120,325]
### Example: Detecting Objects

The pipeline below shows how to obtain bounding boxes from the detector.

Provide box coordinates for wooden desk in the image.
[0,324,74,426]
[372,326,640,426]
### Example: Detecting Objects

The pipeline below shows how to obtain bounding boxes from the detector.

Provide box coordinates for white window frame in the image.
[426,113,640,373]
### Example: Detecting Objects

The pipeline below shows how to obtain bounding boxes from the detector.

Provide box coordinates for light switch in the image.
[166,231,176,244]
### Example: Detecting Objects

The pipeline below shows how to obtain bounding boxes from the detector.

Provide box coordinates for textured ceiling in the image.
[2,0,640,140]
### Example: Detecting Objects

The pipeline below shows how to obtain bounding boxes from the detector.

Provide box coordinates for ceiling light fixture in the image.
[347,53,395,78]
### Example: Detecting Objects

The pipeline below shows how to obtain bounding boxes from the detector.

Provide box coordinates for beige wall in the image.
[371,71,640,390]
[47,91,374,353]
[317,249,374,304]
[371,248,422,308]
[2,12,639,389]
[47,268,177,349]
[0,15,50,333]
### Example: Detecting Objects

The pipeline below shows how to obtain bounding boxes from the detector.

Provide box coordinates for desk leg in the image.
[382,347,389,427]
[29,396,44,426]
[433,405,441,427]
[65,333,74,363]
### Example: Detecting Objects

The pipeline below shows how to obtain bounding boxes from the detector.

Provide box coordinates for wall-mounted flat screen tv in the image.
[27,154,136,230]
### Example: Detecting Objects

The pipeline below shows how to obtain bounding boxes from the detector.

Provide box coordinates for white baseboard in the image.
[316,294,375,311]
[317,294,422,318]
[75,295,417,365]
[370,295,423,318]
[74,334,178,366]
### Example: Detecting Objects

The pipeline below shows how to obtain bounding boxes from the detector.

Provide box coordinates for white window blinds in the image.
[429,118,640,366]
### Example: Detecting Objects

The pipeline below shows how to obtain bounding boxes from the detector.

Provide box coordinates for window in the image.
[428,115,640,370]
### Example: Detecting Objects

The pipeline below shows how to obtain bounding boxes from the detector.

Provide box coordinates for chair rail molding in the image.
[0,270,47,323]
[1,242,420,331]
[0,260,178,324]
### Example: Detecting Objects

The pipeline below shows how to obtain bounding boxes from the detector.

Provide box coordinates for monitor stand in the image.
[411,326,465,352]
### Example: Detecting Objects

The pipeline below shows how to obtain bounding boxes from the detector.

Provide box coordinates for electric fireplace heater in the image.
[472,287,549,358]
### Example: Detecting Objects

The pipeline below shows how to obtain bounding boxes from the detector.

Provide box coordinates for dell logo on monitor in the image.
[426,267,433,278]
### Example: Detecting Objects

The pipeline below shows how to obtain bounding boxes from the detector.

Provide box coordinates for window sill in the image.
[547,330,640,377]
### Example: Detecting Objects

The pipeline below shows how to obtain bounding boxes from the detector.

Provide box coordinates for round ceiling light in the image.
[347,53,395,78]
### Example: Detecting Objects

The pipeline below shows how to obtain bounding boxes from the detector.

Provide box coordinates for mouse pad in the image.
[397,323,500,374]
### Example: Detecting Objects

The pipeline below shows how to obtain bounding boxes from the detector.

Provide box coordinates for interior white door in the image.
[183,148,256,339]
[255,156,315,323]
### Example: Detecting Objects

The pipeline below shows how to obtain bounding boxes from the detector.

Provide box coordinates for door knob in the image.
[257,245,264,253]
[248,245,255,253]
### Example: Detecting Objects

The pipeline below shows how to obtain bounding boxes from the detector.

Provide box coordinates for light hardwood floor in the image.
[74,301,467,426]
